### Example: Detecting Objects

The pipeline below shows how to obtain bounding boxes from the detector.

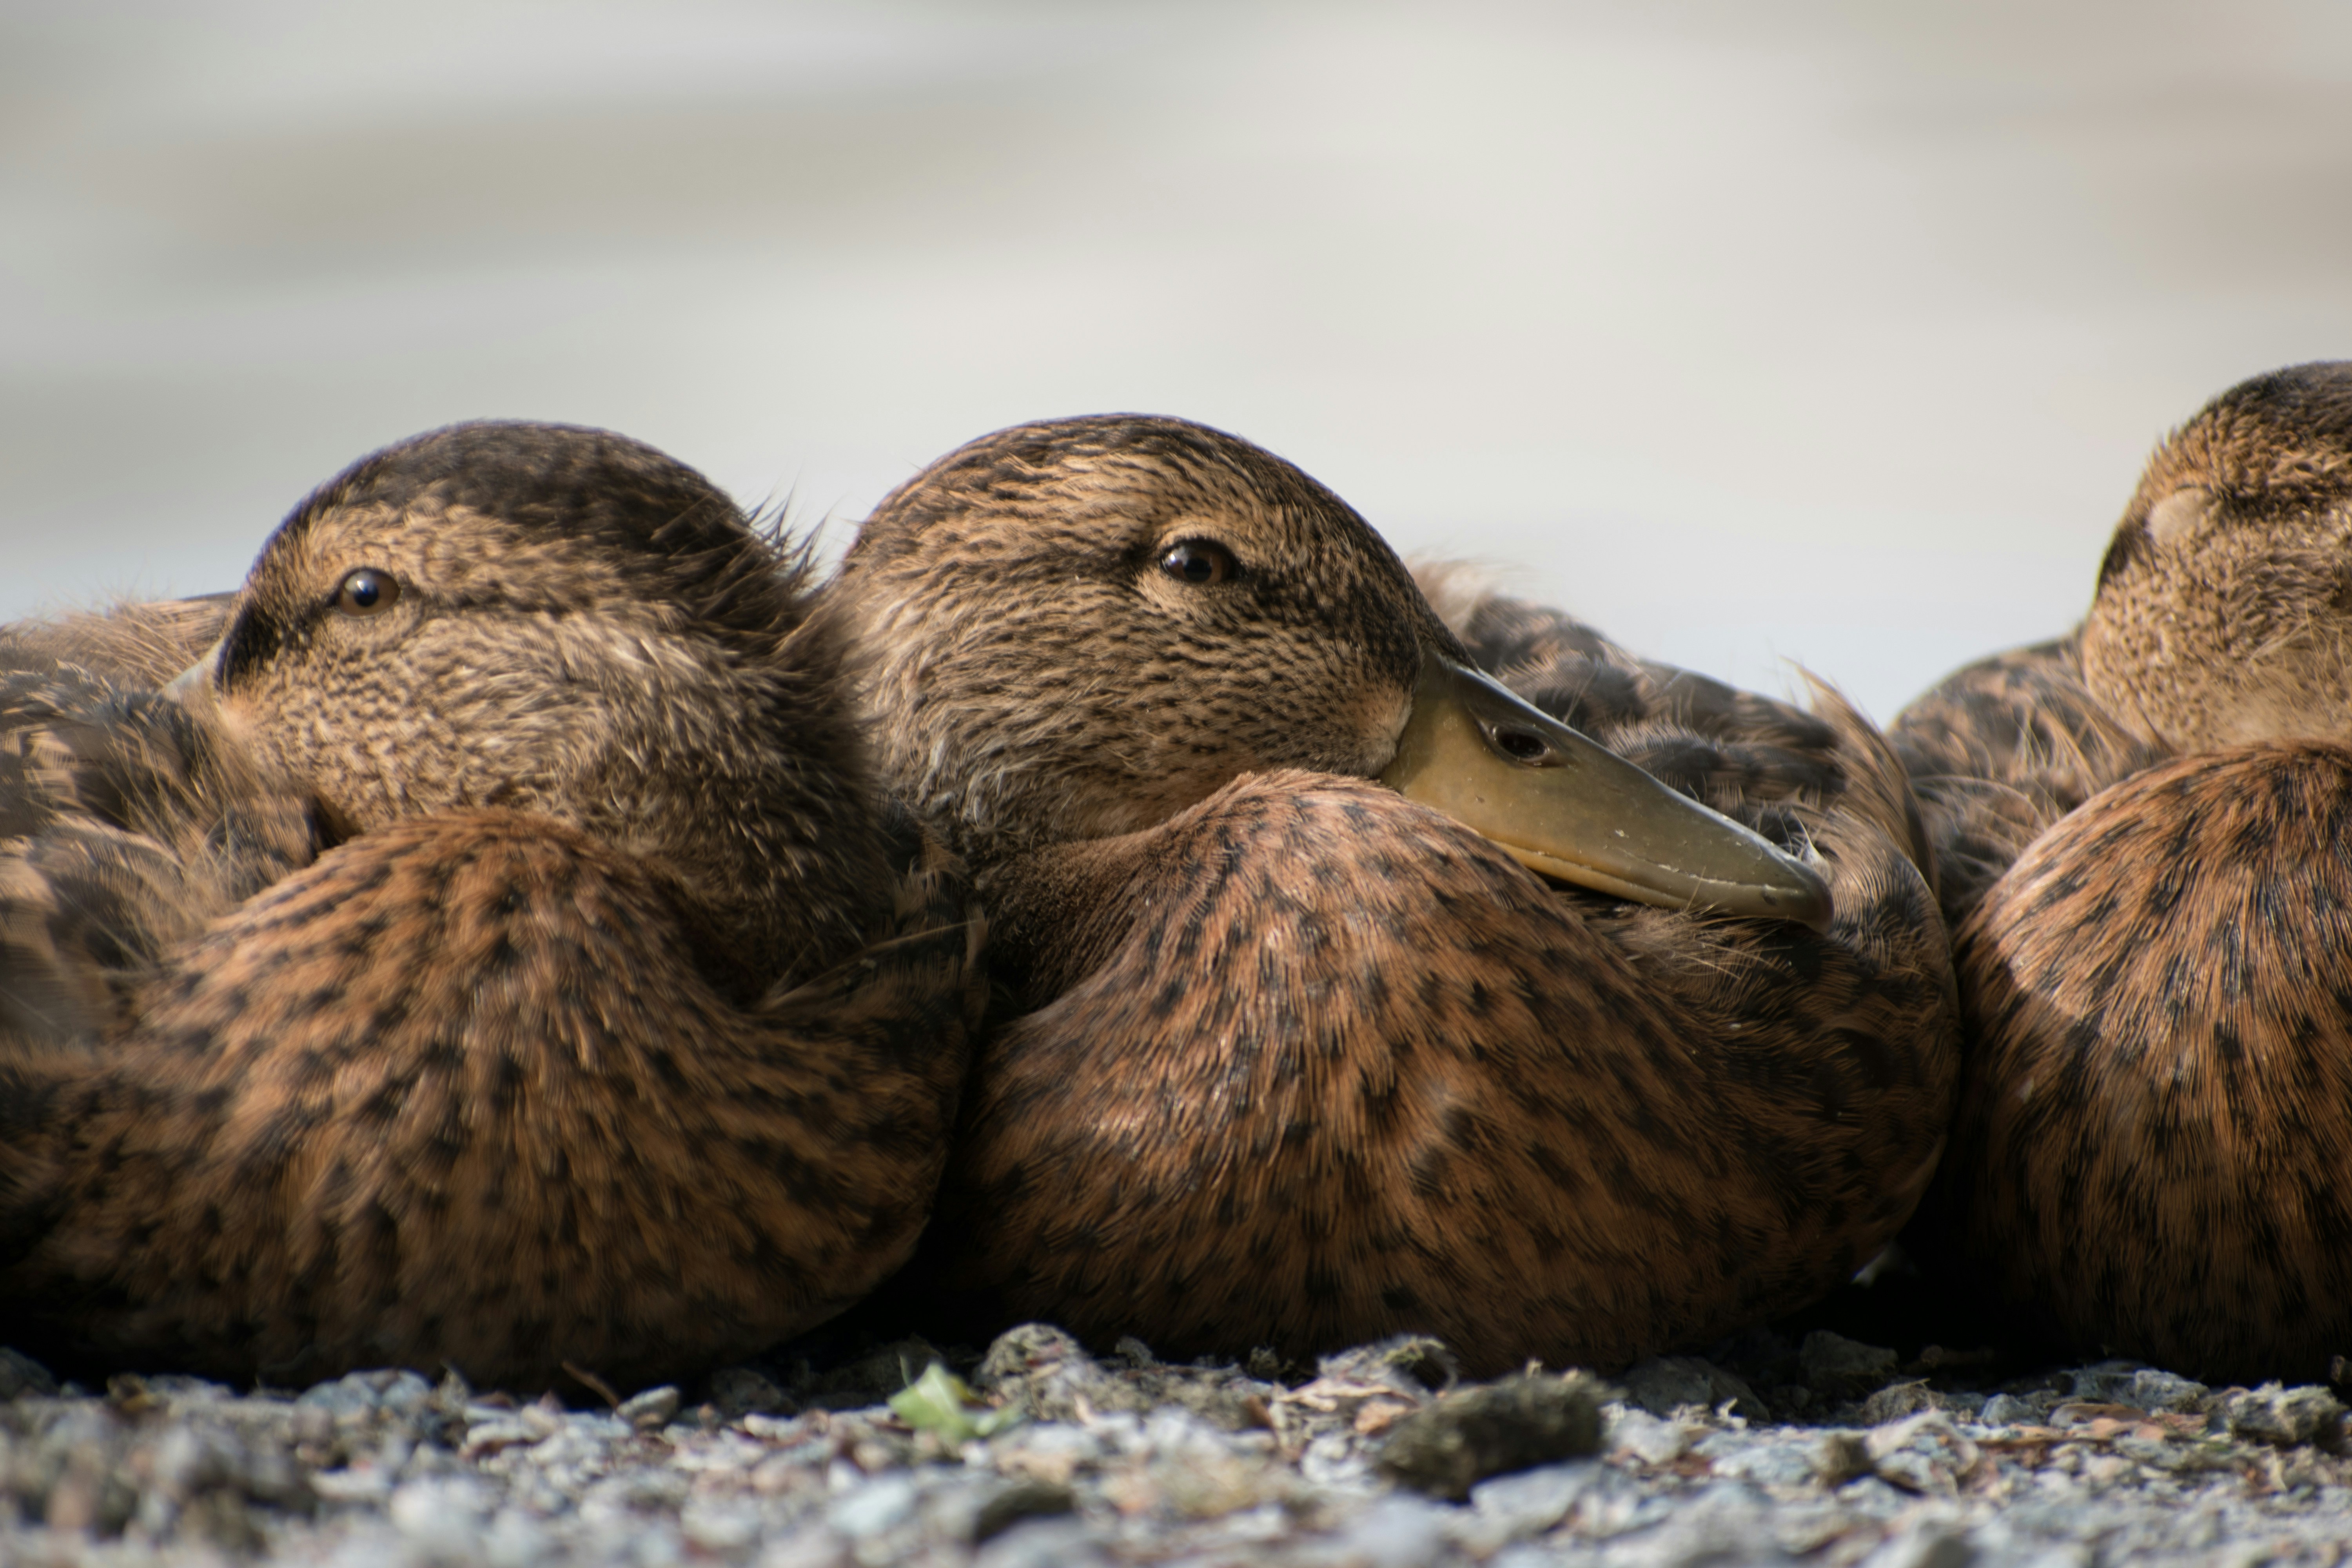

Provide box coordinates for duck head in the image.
[2083,362,2352,754]
[172,421,890,985]
[832,414,1829,927]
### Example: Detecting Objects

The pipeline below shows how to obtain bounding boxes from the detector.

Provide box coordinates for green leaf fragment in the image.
[889,1363,1024,1442]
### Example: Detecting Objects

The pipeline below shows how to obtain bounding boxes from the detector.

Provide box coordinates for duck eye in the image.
[1159,540,1238,586]
[334,568,401,617]
[1492,725,1554,763]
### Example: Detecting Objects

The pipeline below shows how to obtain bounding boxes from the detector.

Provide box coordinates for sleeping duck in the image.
[4,594,233,690]
[0,420,980,1390]
[829,413,1959,1376]
[0,606,312,1052]
[1893,361,2352,1382]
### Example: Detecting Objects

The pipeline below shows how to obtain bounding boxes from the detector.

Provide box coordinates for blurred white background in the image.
[4,0,2349,717]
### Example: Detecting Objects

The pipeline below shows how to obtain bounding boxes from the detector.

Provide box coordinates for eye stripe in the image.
[219,602,284,686]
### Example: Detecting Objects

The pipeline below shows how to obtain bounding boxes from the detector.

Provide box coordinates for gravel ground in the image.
[1,1321,2348,1568]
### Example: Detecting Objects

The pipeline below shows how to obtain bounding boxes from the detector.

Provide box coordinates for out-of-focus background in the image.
[5,1,2348,717]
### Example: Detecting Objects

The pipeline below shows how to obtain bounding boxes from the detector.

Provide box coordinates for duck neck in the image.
[972,826,1167,1009]
[589,650,895,1001]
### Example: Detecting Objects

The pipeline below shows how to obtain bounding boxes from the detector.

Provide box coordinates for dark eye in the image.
[1493,725,1553,762]
[333,568,401,617]
[1158,540,1238,586]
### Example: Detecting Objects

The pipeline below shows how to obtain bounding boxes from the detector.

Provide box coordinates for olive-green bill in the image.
[1380,653,1834,931]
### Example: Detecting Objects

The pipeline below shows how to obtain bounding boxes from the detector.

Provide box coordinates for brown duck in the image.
[1,593,304,1051]
[1893,361,2352,1382]
[830,413,1959,1376]
[0,421,980,1390]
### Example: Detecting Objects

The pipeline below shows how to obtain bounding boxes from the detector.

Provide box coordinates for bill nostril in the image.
[1495,728,1549,762]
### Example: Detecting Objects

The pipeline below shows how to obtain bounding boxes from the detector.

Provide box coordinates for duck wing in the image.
[0,808,979,1390]
[1,596,233,690]
[1887,635,2161,930]
[0,638,315,1047]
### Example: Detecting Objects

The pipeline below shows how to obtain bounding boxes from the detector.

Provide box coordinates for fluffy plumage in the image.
[1892,361,2352,1381]
[833,414,1958,1375]
[0,600,310,1049]
[0,421,982,1390]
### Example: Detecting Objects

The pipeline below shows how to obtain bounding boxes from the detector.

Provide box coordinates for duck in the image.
[828,413,1959,1376]
[0,419,982,1391]
[4,593,234,690]
[1891,360,2352,1383]
[0,600,314,1052]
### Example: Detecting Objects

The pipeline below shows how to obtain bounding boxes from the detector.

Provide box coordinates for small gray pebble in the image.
[374,1371,435,1418]
[2062,1361,2147,1404]
[706,1366,791,1417]
[1623,1355,1768,1420]
[1863,1521,1976,1568]
[296,1374,388,1417]
[1468,1459,1599,1536]
[1710,1441,1820,1488]
[830,1473,919,1539]
[972,1479,1076,1543]
[976,1515,1108,1568]
[1377,1373,1604,1500]
[1801,1331,1900,1396]
[0,1347,58,1399]
[1815,1430,1875,1486]
[1610,1407,1691,1466]
[1858,1380,1939,1425]
[1321,1495,1455,1568]
[2216,1382,2344,1448]
[1978,1394,2040,1428]
[2128,1370,2207,1414]
[617,1385,681,1431]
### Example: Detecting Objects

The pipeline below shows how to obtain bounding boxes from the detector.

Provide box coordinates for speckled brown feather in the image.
[1889,635,2161,933]
[0,811,978,1389]
[0,422,982,1389]
[1901,362,2352,1380]
[0,631,317,1048]
[834,416,1958,1375]
[1949,745,2352,1383]
[2,596,232,692]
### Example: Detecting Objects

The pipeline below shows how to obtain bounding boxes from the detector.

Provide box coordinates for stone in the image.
[709,1367,794,1418]
[681,1497,765,1552]
[2126,1370,2207,1414]
[1862,1521,1977,1568]
[1800,1332,1900,1398]
[0,1348,58,1399]
[617,1386,682,1432]
[2214,1382,2345,1448]
[1858,1381,1941,1425]
[1622,1355,1768,1420]
[1376,1372,1606,1500]
[1609,1408,1693,1466]
[973,1516,1107,1568]
[1707,1439,1819,1488]
[1814,1431,1875,1486]
[1602,1483,1801,1565]
[1976,1394,2042,1428]
[971,1479,1076,1543]
[2061,1361,2147,1404]
[388,1475,495,1560]
[1312,1495,1455,1568]
[1468,1459,1601,1538]
[298,1374,390,1419]
[829,1473,918,1539]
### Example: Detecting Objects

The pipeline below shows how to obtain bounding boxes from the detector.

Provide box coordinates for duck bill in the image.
[163,640,224,705]
[1377,653,1834,931]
